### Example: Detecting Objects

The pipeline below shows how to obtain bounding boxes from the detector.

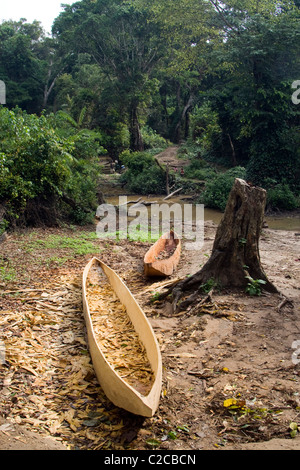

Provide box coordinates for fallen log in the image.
[163,187,183,200]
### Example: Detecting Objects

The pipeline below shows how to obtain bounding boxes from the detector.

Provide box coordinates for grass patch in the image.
[0,265,16,282]
[44,256,70,267]
[98,229,161,243]
[23,231,99,257]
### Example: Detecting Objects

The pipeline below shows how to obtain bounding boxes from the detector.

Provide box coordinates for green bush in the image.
[141,125,169,150]
[0,108,71,223]
[199,167,247,211]
[120,151,167,194]
[177,143,202,161]
[189,103,222,152]
[246,128,300,194]
[266,183,299,211]
[0,107,101,227]
[184,159,217,181]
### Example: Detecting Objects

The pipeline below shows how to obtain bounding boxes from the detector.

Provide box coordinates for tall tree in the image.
[196,0,300,188]
[0,19,46,112]
[52,0,167,151]
[139,0,219,142]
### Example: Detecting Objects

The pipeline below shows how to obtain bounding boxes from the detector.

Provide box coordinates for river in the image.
[104,194,300,232]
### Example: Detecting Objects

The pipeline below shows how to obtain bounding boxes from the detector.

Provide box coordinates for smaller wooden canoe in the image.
[144,230,181,277]
[82,257,162,417]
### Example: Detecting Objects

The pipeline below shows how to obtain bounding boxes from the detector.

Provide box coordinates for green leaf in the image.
[289,422,298,431]
[289,422,298,438]
[177,425,190,433]
[146,438,161,447]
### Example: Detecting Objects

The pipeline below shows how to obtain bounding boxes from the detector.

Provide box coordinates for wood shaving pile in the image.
[86,264,154,396]
[0,270,134,450]
[155,247,176,260]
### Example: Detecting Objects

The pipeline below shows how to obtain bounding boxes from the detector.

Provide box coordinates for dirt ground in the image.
[155,146,189,171]
[0,215,299,451]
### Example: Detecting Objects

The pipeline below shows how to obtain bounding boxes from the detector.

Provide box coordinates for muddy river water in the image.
[104,194,300,232]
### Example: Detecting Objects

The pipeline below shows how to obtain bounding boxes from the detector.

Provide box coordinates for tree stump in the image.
[170,178,278,311]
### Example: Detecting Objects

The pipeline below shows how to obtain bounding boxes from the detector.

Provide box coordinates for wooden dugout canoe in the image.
[144,230,181,277]
[82,257,162,417]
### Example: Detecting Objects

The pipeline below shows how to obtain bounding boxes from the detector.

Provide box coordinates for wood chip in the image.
[86,264,154,395]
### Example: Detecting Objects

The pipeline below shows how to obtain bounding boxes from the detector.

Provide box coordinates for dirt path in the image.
[155,146,189,171]
[0,223,300,451]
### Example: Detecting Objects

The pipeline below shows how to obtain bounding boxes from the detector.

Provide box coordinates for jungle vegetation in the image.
[0,0,299,230]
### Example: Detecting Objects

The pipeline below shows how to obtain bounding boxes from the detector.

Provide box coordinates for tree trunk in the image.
[173,94,194,143]
[129,102,144,152]
[227,133,237,167]
[166,163,170,196]
[170,178,278,311]
[42,57,65,110]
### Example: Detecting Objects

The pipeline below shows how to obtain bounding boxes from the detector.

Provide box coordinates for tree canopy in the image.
[0,0,299,228]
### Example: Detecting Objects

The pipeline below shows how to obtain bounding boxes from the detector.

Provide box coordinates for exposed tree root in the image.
[158,179,295,315]
[277,295,294,313]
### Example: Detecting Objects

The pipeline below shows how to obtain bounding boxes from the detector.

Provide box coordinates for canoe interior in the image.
[82,257,162,417]
[144,230,181,277]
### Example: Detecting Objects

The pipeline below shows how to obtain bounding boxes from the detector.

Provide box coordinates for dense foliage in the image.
[0,0,299,225]
[198,167,247,211]
[119,151,167,194]
[0,107,104,229]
